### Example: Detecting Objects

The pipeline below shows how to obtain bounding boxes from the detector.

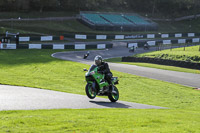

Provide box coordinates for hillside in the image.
[1,12,200,35]
[135,45,200,63]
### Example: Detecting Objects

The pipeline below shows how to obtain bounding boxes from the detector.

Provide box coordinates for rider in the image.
[144,43,149,49]
[130,45,135,52]
[94,55,116,94]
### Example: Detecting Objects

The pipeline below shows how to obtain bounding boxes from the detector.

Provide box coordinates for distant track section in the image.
[0,17,76,22]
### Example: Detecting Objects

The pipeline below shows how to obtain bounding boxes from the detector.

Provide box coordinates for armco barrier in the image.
[63,32,198,40]
[7,32,200,42]
[2,32,200,43]
[1,43,113,50]
[127,37,200,48]
[122,57,200,70]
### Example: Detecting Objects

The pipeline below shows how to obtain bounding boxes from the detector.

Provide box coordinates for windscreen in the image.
[89,65,97,71]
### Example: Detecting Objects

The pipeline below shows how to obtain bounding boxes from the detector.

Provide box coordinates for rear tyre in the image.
[108,86,119,102]
[85,83,96,99]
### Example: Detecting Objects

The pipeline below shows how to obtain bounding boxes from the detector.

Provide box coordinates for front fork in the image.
[88,81,99,94]
[92,82,96,92]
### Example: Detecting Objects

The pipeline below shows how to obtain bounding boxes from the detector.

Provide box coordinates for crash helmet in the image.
[94,55,102,66]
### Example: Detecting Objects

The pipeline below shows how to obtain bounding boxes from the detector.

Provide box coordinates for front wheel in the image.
[108,86,119,102]
[85,83,97,99]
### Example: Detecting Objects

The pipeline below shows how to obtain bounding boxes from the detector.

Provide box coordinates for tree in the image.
[30,0,59,12]
[16,0,30,11]
[0,0,199,18]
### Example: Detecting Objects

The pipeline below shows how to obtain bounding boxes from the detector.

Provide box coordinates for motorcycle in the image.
[143,44,150,50]
[129,46,135,52]
[83,51,90,59]
[83,64,119,102]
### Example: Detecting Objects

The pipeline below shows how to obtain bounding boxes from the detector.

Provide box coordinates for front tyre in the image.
[85,83,96,99]
[108,86,119,102]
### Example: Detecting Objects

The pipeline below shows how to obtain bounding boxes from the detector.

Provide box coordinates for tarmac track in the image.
[0,85,165,111]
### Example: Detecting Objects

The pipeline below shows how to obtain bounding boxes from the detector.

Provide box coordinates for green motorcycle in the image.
[84,64,119,102]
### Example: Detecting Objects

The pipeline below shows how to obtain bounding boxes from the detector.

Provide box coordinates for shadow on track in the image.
[89,101,131,108]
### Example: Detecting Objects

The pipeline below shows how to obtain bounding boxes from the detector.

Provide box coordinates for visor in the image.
[95,60,101,65]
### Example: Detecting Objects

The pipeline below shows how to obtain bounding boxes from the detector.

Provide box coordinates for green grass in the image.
[105,57,122,62]
[0,20,93,35]
[135,45,200,63]
[157,18,200,33]
[0,109,200,133]
[0,50,200,132]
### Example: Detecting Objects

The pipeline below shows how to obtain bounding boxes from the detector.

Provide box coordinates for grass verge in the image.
[0,109,200,133]
[135,45,200,63]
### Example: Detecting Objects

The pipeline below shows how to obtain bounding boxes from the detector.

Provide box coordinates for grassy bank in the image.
[0,20,93,35]
[0,49,199,132]
[135,45,200,63]
[1,11,200,35]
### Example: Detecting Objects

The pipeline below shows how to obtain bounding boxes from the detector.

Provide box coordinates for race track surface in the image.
[0,85,166,110]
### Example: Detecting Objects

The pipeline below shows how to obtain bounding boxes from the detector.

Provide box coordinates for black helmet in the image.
[94,55,102,66]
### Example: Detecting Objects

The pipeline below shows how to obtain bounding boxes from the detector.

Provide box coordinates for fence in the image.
[0,43,113,50]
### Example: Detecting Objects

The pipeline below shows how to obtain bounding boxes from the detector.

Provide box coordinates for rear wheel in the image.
[108,86,119,102]
[85,83,96,99]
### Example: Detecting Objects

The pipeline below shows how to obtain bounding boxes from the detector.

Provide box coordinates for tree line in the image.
[0,0,200,17]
